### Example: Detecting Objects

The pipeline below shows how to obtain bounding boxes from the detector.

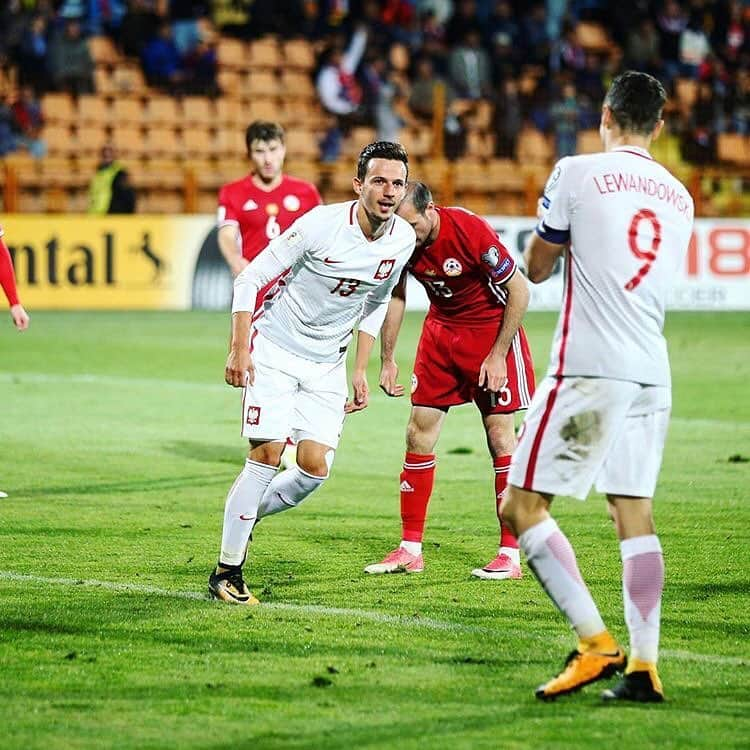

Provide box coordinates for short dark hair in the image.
[402,181,433,213]
[604,71,667,136]
[357,141,409,181]
[245,121,285,152]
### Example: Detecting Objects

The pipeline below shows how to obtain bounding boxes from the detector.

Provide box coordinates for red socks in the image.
[399,452,436,542]
[494,455,519,550]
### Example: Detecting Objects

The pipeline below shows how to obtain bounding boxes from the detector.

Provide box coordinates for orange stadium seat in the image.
[217,38,247,69]
[575,21,610,52]
[717,133,750,165]
[516,125,553,167]
[249,37,281,69]
[217,127,246,158]
[112,124,146,157]
[577,129,602,154]
[282,39,316,71]
[88,35,120,66]
[112,98,145,125]
[77,95,111,126]
[284,160,320,185]
[139,189,185,214]
[75,125,109,156]
[41,93,76,124]
[216,97,243,127]
[112,65,147,95]
[41,124,76,157]
[182,97,215,127]
[675,78,698,110]
[217,71,243,97]
[146,97,181,126]
[130,158,185,189]
[279,71,315,99]
[245,70,280,97]
[189,158,223,190]
[466,130,493,159]
[183,127,217,158]
[413,159,449,199]
[146,127,183,158]
[94,67,117,95]
[284,128,320,160]
[243,96,282,124]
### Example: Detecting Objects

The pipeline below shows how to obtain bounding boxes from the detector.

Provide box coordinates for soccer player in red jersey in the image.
[217,121,322,469]
[365,182,535,579]
[0,224,30,498]
[0,226,30,332]
[217,120,322,278]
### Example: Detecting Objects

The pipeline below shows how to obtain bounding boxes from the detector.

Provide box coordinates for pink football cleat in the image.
[364,547,424,574]
[471,553,522,580]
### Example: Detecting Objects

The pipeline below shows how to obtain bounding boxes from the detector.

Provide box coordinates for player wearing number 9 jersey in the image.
[364,182,535,581]
[503,72,694,704]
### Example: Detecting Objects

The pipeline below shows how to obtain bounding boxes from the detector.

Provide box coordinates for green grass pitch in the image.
[1,310,748,749]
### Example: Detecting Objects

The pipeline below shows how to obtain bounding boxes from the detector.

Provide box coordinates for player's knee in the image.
[296,457,329,478]
[248,441,283,467]
[405,421,435,453]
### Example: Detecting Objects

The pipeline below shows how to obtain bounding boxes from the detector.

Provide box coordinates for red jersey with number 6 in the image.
[217,174,322,262]
[408,206,517,327]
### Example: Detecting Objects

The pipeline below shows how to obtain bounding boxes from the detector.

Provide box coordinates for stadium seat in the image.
[516,125,553,167]
[246,71,280,97]
[279,71,315,99]
[217,71,243,96]
[77,95,111,126]
[283,159,320,185]
[577,129,601,154]
[112,98,146,126]
[88,36,120,66]
[575,21,610,52]
[183,127,217,158]
[284,128,320,160]
[112,65,147,95]
[182,97,215,127]
[282,39,315,71]
[717,133,750,165]
[146,97,181,126]
[74,125,109,156]
[146,127,183,158]
[139,189,185,214]
[243,96,282,124]
[112,124,146,158]
[466,130,494,159]
[217,127,246,158]
[675,78,698,111]
[216,97,243,127]
[41,124,76,157]
[94,66,117,95]
[41,93,76,125]
[249,37,281,69]
[342,127,377,157]
[399,128,432,159]
[130,158,185,189]
[217,38,247,69]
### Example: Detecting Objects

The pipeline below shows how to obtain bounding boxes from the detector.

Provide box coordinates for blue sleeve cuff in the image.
[536,222,570,245]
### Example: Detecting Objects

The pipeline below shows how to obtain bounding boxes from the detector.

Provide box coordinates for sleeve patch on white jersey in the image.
[536,222,570,245]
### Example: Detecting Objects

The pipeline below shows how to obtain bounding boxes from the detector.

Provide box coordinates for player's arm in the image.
[524,158,572,283]
[217,223,249,278]
[479,269,530,391]
[378,268,408,397]
[226,220,310,387]
[345,330,375,414]
[524,233,565,284]
[0,235,30,332]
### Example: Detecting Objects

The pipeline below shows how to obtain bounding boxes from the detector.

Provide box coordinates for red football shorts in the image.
[411,317,535,415]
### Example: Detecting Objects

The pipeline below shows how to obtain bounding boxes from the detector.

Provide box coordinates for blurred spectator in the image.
[558,22,586,73]
[625,16,662,77]
[88,145,136,215]
[447,29,493,100]
[170,0,207,56]
[522,3,551,67]
[17,15,51,92]
[714,0,749,71]
[48,19,95,95]
[493,76,522,157]
[119,0,162,58]
[550,81,581,157]
[364,55,414,141]
[485,0,521,78]
[415,0,453,27]
[0,95,17,157]
[679,12,712,78]
[730,67,750,133]
[142,21,184,91]
[182,26,219,95]
[316,25,368,161]
[682,81,718,164]
[10,86,46,159]
[409,55,455,122]
[445,0,481,46]
[657,0,688,81]
[576,53,606,124]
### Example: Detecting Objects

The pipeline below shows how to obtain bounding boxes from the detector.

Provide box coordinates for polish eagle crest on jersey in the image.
[374,258,396,280]
[246,406,261,425]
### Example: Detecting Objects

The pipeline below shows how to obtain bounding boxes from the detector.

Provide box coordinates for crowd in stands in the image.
[0,1,748,193]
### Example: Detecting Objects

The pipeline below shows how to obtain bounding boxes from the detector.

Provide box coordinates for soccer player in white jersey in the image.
[502,71,694,703]
[208,141,416,606]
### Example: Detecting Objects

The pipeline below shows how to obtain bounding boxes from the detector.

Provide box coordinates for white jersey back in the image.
[248,201,415,362]
[537,146,694,386]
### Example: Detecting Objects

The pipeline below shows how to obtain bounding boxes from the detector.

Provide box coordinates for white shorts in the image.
[509,376,671,500]
[240,334,348,449]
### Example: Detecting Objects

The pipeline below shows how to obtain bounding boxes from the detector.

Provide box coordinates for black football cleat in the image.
[602,668,664,703]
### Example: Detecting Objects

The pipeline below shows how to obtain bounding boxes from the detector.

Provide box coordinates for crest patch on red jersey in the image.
[375,259,396,280]
[246,406,262,426]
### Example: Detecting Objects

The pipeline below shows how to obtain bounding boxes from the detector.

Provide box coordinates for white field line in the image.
[0,571,746,667]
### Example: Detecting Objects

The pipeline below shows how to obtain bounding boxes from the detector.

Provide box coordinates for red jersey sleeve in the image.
[217,184,241,226]
[0,233,21,307]
[470,214,516,286]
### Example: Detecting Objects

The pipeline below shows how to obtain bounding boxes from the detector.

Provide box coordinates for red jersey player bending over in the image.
[217,120,322,470]
[365,182,535,579]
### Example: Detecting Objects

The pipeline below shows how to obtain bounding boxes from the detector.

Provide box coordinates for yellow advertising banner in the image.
[3,215,215,310]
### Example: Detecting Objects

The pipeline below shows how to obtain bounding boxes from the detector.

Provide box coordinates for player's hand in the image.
[225,348,253,388]
[479,352,507,393]
[379,360,404,397]
[536,197,545,220]
[10,304,30,331]
[345,370,369,413]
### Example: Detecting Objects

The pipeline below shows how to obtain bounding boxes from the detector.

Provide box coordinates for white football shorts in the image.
[509,376,671,500]
[240,333,348,449]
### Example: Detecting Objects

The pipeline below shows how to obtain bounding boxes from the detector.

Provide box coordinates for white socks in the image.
[257,466,327,519]
[621,534,664,663]
[399,540,422,556]
[219,459,277,567]
[519,517,606,639]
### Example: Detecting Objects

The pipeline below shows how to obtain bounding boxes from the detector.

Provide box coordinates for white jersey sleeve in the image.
[231,209,324,313]
[536,157,575,245]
